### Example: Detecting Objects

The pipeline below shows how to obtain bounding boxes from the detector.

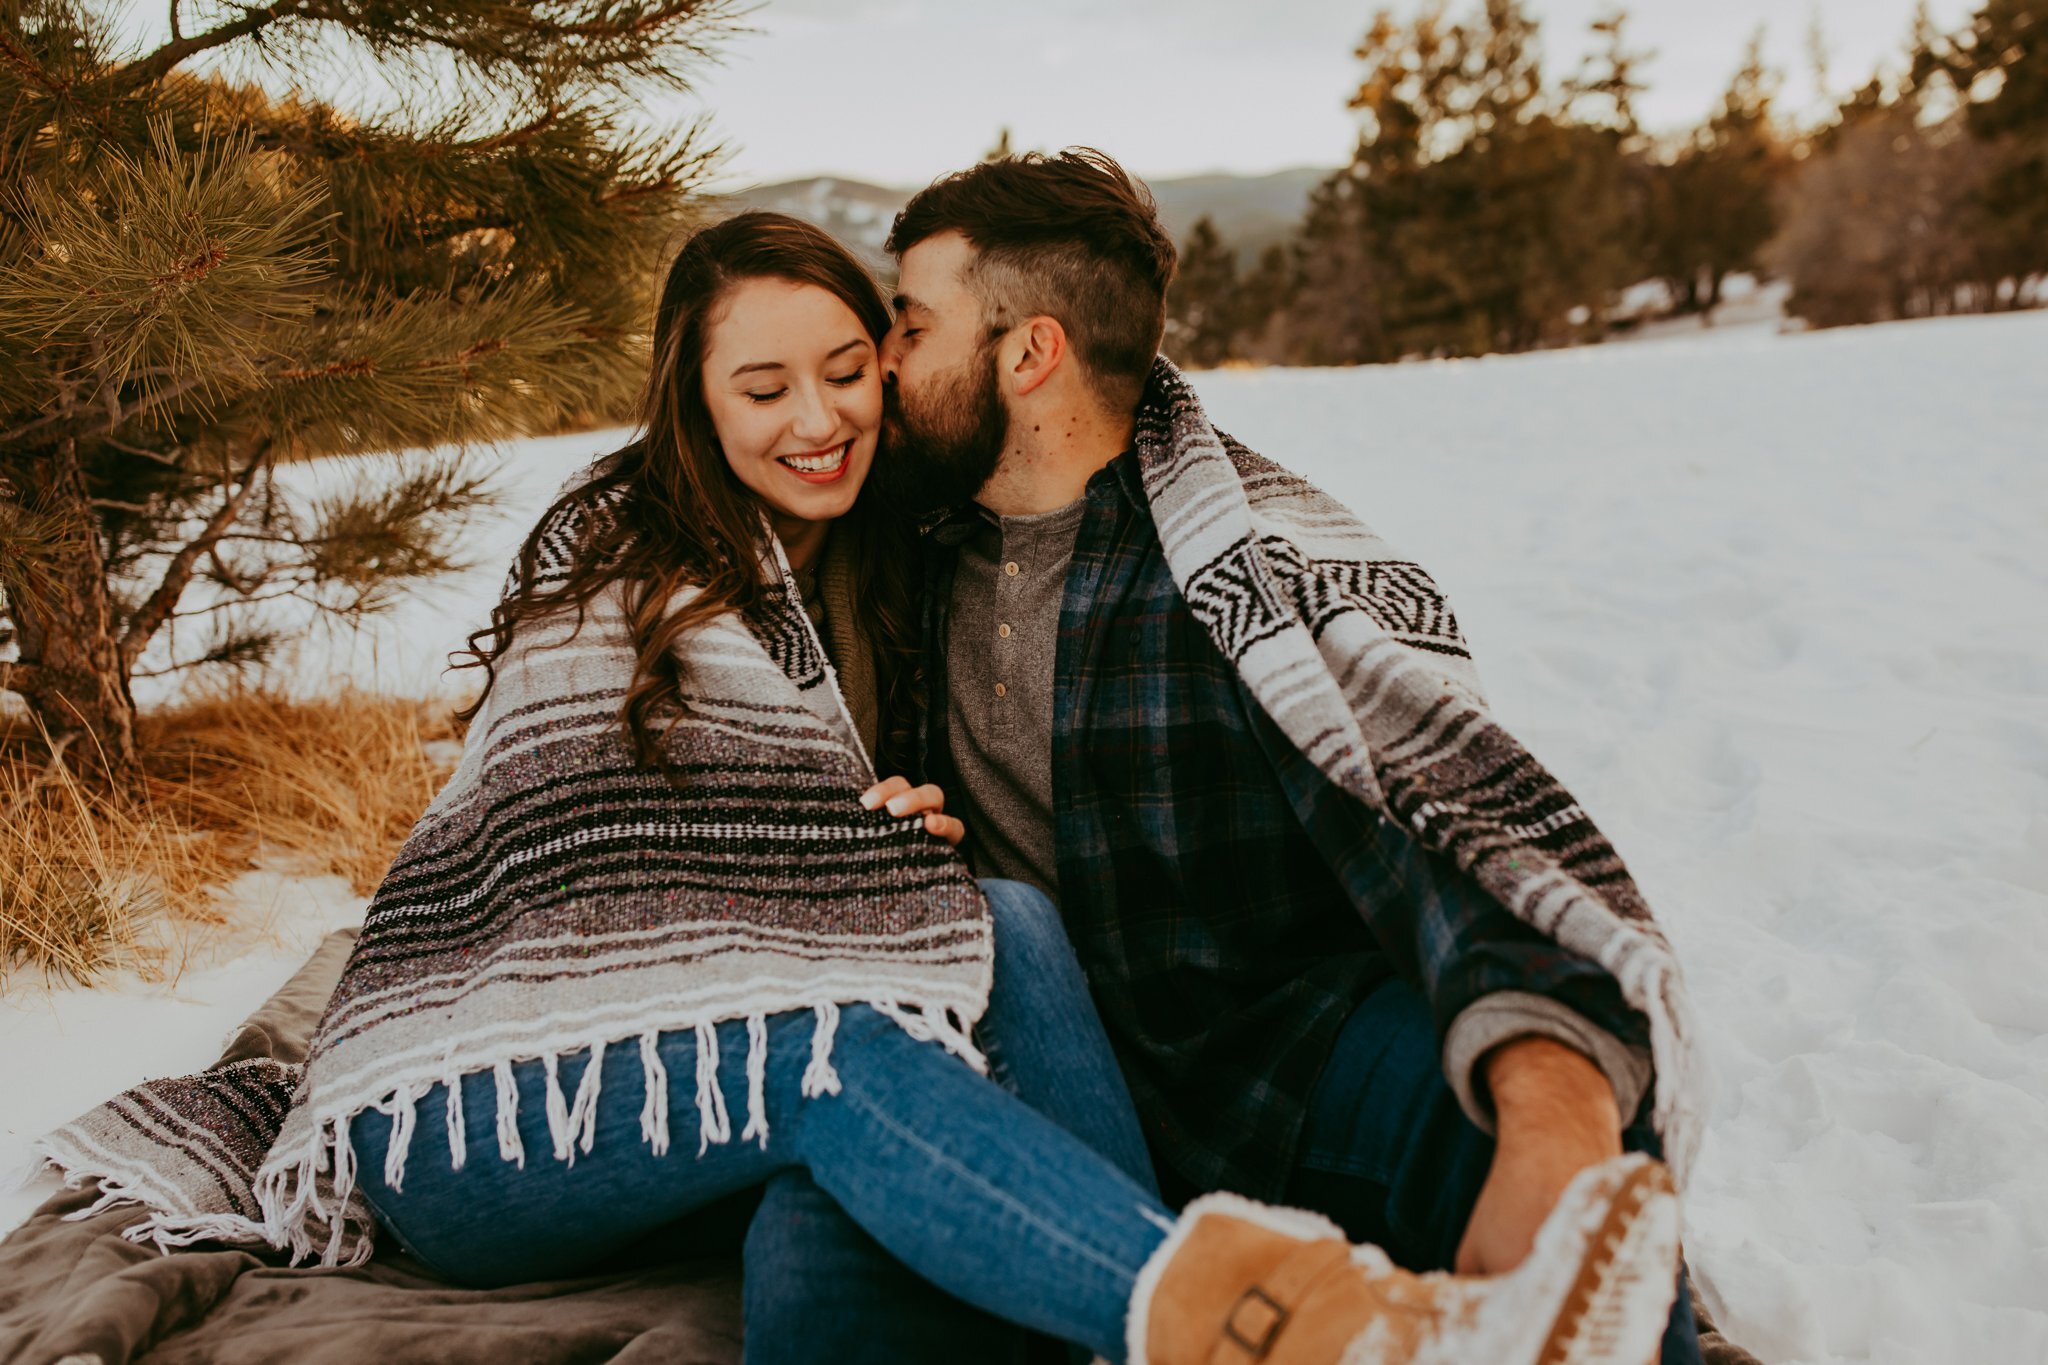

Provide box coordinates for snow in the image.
[11,310,2048,1362]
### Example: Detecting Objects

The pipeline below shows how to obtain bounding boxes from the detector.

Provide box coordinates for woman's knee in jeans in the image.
[979,878,1072,974]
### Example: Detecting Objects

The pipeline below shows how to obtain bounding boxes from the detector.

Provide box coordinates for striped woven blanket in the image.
[36,483,992,1266]
[1134,356,1703,1182]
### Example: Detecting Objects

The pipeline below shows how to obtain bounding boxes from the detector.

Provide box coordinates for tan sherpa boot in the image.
[1127,1152,1681,1365]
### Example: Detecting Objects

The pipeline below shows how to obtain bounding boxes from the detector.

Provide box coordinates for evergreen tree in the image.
[1282,173,1392,364]
[0,1,734,781]
[1165,216,1240,367]
[1295,0,1647,361]
[1945,0,2048,280]
[1644,35,1784,315]
[1771,14,2012,326]
[1232,243,1299,362]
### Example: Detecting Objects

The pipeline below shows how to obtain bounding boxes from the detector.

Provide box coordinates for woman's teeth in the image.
[779,442,849,474]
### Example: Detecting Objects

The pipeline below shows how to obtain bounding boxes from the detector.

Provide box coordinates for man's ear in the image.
[1006,316,1069,398]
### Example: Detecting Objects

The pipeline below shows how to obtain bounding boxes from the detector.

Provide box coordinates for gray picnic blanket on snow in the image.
[0,929,743,1364]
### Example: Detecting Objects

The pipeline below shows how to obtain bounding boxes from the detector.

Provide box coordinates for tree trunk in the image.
[6,438,139,782]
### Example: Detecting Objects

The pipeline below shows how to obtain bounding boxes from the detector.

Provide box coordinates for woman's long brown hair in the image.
[452,211,921,774]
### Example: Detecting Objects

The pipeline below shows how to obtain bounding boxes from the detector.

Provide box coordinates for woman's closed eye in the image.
[744,367,867,404]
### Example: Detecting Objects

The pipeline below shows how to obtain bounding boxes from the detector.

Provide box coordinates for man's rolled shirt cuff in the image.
[1442,991,1653,1135]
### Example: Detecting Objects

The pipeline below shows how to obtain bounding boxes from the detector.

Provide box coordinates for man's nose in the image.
[879,333,902,384]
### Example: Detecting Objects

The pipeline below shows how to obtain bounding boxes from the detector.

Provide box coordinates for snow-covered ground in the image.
[8,311,2046,1362]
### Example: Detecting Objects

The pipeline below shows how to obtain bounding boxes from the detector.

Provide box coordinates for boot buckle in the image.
[1223,1284,1289,1359]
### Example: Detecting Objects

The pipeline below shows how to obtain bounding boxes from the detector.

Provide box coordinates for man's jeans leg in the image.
[744,1169,1025,1365]
[743,880,1156,1364]
[1284,977,1703,1365]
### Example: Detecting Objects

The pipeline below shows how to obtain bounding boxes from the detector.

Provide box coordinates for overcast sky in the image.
[672,0,1975,189]
[118,1,1977,189]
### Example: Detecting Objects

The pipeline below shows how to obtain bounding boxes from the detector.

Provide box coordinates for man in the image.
[742,149,1706,1364]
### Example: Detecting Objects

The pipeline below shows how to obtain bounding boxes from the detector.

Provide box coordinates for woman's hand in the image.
[860,776,965,846]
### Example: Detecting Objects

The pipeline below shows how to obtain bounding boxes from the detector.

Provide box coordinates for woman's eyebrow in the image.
[729,338,870,380]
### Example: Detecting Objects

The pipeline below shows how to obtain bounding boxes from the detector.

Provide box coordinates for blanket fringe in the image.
[874,1001,988,1075]
[87,999,990,1271]
[374,1086,416,1192]
[124,1209,279,1255]
[802,1002,842,1098]
[694,1021,732,1154]
[494,1059,525,1168]
[443,1054,468,1171]
[564,1039,606,1163]
[741,1014,771,1148]
[325,1111,357,1266]
[542,1052,571,1162]
[640,1030,671,1156]
[41,1154,293,1260]
[62,1170,149,1223]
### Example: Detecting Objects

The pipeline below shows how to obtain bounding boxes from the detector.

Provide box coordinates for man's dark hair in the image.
[887,148,1178,412]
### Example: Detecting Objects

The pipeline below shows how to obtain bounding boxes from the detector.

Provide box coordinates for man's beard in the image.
[872,344,1008,518]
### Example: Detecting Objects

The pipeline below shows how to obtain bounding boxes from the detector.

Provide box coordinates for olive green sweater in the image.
[790,532,880,762]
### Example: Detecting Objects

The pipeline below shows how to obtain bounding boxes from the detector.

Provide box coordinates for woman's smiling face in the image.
[700,277,882,538]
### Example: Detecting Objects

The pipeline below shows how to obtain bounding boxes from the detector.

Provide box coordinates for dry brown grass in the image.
[147,688,465,896]
[0,753,230,984]
[1,688,462,988]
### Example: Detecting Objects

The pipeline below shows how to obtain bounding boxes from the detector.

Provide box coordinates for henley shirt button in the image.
[1003,561,1020,576]
[998,623,1011,638]
[994,682,1007,698]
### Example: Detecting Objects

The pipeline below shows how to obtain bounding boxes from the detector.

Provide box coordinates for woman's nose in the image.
[789,384,837,443]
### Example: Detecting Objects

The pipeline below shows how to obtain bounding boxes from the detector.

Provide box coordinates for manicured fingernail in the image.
[886,796,909,815]
[859,791,881,809]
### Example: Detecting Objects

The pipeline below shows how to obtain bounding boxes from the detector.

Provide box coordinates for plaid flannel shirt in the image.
[921,454,1648,1199]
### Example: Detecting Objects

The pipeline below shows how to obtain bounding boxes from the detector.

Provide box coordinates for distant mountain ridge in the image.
[722,166,1331,272]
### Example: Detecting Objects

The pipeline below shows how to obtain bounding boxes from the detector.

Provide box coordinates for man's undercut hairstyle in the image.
[887,148,1178,412]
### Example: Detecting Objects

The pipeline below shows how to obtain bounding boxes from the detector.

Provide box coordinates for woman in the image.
[64,211,1677,1365]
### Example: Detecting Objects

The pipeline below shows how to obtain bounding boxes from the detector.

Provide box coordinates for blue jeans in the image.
[349,885,1169,1362]
[742,880,1158,1365]
[750,895,1705,1365]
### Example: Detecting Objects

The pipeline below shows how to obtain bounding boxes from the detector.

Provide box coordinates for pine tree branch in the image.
[104,1,312,96]
[90,498,156,513]
[0,374,210,448]
[519,3,715,41]
[128,656,211,680]
[207,543,263,594]
[98,435,183,465]
[469,106,563,154]
[168,582,311,620]
[0,29,75,101]
[0,30,120,141]
[119,439,270,670]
